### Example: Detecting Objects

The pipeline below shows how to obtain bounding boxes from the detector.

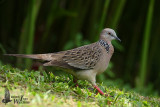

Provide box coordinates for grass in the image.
[0,65,160,107]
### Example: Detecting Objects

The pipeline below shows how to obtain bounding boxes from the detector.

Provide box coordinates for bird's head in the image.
[100,28,121,41]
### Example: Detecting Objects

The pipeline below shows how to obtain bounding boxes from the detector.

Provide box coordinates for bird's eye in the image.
[108,32,111,35]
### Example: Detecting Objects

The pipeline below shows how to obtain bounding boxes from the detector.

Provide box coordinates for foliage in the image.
[17,0,41,68]
[137,0,155,89]
[0,65,160,106]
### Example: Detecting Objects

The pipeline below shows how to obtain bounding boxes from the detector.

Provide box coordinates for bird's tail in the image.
[4,54,54,61]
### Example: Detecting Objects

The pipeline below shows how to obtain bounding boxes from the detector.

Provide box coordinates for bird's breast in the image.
[95,44,114,74]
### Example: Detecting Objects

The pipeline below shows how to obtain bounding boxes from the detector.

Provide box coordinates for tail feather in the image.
[4,54,54,61]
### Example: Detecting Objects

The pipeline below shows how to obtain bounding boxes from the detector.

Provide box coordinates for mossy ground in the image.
[0,65,159,107]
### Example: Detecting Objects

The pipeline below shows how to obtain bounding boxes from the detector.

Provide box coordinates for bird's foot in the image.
[93,85,112,97]
[95,92,110,97]
[73,78,78,87]
[94,85,104,95]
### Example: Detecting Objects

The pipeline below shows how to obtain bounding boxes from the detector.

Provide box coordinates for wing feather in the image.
[62,42,102,70]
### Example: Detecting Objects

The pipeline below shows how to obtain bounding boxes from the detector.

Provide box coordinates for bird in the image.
[5,28,121,95]
[2,87,12,104]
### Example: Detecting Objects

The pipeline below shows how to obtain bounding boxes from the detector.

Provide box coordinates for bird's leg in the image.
[93,85,104,95]
[73,78,78,87]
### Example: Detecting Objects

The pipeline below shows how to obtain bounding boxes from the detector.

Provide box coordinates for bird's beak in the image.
[115,36,121,42]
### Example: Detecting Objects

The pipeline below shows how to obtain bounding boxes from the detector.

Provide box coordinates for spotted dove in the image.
[5,28,121,95]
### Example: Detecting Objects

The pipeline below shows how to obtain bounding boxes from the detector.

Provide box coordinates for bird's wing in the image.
[62,42,102,70]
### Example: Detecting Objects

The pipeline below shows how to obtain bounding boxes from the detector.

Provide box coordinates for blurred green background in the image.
[0,0,160,96]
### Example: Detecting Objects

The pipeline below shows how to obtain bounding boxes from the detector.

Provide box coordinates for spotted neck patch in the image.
[99,40,110,53]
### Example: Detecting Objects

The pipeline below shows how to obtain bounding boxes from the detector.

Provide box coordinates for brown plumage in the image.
[5,28,121,95]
